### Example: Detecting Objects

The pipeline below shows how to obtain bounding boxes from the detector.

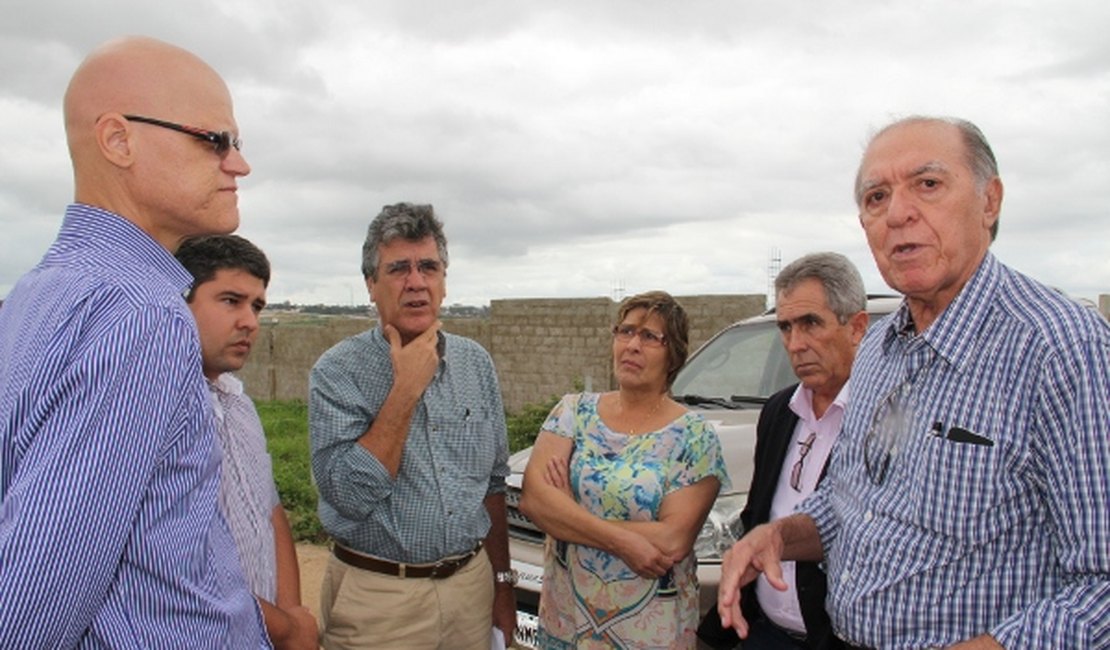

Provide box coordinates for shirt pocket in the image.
[433,405,497,481]
[910,432,1006,543]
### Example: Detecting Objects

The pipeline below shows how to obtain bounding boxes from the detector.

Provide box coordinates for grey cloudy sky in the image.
[3,1,1108,307]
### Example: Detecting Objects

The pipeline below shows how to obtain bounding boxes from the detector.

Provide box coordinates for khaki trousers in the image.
[320,547,494,650]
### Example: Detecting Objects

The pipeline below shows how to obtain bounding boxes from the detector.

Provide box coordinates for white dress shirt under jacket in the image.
[755,382,847,635]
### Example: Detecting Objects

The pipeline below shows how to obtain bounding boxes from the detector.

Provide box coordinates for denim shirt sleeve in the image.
[309,340,397,520]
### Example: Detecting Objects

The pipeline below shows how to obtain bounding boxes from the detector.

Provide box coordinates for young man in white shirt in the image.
[178,234,319,650]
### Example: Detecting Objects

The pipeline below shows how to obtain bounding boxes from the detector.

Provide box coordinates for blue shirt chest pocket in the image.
[430,404,497,480]
[909,429,1020,543]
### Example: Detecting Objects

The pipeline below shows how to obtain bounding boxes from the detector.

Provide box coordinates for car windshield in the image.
[671,320,794,405]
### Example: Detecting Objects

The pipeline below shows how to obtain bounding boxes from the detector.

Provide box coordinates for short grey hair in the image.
[361,203,449,280]
[775,252,866,324]
[854,116,1000,240]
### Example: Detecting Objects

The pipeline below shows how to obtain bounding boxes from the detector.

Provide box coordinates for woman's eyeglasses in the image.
[612,324,667,347]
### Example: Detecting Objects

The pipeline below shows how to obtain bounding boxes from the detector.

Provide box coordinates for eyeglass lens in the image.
[613,325,665,346]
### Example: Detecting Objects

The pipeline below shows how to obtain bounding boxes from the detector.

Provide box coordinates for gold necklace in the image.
[618,393,666,435]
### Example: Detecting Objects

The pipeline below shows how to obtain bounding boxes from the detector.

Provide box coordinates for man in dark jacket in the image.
[700,252,867,649]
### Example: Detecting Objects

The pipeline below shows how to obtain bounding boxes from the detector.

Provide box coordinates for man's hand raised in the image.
[357,322,443,476]
[384,321,441,400]
[717,522,788,639]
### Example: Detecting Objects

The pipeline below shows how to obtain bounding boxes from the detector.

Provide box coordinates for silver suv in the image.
[504,297,902,648]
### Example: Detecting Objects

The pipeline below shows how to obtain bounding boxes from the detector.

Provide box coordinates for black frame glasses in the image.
[123,115,242,156]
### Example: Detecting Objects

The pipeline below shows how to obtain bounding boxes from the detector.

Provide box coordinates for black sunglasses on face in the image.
[123,114,242,156]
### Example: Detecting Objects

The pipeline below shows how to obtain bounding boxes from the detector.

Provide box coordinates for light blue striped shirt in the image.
[0,205,269,648]
[803,253,1110,649]
[310,326,509,563]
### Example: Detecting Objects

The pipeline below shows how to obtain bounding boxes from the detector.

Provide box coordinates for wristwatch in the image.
[494,569,519,586]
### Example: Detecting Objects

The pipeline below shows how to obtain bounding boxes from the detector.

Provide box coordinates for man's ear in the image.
[95,113,135,168]
[982,176,1003,232]
[849,310,869,345]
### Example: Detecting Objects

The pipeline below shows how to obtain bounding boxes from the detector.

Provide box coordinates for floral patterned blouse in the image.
[536,392,731,649]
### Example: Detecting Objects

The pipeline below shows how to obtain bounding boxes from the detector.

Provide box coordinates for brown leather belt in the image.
[332,542,482,579]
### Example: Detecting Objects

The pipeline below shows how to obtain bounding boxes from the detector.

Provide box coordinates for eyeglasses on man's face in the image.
[382,258,444,279]
[123,115,242,156]
[612,324,667,348]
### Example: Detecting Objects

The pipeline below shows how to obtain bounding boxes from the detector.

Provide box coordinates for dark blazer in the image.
[698,384,842,650]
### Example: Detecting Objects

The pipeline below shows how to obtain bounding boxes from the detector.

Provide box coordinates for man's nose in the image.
[238,308,260,332]
[404,267,429,289]
[222,147,251,177]
[783,329,808,352]
[884,186,918,227]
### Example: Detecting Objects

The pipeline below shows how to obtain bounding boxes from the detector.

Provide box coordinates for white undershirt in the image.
[755,382,848,634]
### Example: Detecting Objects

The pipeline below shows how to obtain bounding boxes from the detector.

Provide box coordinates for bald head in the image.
[62,36,249,250]
[64,37,232,167]
[69,39,206,129]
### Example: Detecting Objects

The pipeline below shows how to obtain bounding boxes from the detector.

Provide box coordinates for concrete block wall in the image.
[239,316,490,404]
[238,294,766,412]
[678,294,768,353]
[488,297,615,411]
[240,317,371,403]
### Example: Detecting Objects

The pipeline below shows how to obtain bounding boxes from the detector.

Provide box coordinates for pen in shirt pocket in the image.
[928,421,994,446]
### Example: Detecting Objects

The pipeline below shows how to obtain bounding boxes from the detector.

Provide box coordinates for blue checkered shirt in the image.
[309,326,509,563]
[802,253,1110,649]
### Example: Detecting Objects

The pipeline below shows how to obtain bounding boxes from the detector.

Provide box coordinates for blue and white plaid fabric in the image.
[803,253,1110,649]
[310,326,509,564]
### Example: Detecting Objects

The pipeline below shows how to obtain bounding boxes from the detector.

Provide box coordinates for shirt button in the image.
[864,510,873,522]
[841,570,851,582]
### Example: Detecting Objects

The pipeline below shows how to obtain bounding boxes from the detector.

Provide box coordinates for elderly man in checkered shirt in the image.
[718,117,1110,649]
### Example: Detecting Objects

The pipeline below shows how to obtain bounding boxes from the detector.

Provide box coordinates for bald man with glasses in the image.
[0,37,267,647]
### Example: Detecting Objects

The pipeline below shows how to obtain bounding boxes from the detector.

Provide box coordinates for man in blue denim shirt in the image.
[310,203,515,649]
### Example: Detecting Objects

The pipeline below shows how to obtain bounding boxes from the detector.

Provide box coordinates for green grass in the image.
[506,393,561,453]
[257,391,568,543]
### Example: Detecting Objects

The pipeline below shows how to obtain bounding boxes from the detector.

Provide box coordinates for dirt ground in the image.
[295,543,329,621]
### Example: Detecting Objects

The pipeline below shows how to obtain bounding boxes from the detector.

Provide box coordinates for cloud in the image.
[2,0,1108,305]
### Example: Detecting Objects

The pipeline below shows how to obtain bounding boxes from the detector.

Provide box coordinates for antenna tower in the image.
[767,248,781,310]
